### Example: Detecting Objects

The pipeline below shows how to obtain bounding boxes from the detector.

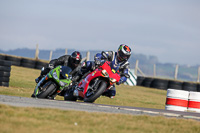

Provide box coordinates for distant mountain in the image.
[0,48,158,68]
[0,48,199,82]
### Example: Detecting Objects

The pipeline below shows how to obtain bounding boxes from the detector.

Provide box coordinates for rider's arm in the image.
[95,51,114,61]
[81,61,95,73]
[116,63,130,85]
[49,55,67,67]
[118,68,128,84]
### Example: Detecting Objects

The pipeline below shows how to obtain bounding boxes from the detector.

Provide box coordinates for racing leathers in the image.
[80,51,130,98]
[35,54,82,96]
[38,55,81,79]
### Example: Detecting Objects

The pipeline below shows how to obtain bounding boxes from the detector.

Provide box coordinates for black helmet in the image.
[70,51,82,67]
[117,44,131,62]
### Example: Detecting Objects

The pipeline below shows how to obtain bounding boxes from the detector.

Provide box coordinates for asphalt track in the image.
[0,95,200,121]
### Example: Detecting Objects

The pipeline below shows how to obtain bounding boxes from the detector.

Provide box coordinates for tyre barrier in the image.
[182,82,197,92]
[0,59,11,87]
[142,77,154,87]
[197,84,200,92]
[188,92,200,113]
[5,55,21,66]
[0,54,48,70]
[165,89,189,112]
[1,53,200,90]
[35,61,48,70]
[21,58,36,68]
[165,89,200,113]
[136,76,145,86]
[168,80,183,90]
[151,79,169,90]
[137,76,200,92]
[0,54,6,60]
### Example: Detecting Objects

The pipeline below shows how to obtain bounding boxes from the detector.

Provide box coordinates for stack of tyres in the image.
[21,58,36,68]
[142,77,154,87]
[5,55,21,66]
[151,79,169,90]
[35,61,48,70]
[0,54,6,60]
[0,60,11,87]
[168,80,183,90]
[182,82,197,92]
[136,76,145,86]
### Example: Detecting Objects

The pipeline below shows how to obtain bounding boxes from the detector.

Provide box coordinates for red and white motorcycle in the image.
[64,52,129,103]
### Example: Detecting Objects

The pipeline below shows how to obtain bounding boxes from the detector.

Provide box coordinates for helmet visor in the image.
[72,59,81,65]
[117,50,130,62]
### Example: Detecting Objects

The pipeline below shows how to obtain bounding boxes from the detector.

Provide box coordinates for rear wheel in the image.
[37,81,57,99]
[84,80,107,103]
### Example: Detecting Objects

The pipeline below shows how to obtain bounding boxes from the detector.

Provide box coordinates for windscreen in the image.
[60,66,72,79]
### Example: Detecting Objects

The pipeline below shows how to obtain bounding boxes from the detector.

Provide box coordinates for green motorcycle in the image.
[32,65,72,99]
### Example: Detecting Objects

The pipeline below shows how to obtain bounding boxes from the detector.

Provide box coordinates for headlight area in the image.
[59,81,67,87]
[53,71,59,80]
[101,69,109,77]
[109,78,117,83]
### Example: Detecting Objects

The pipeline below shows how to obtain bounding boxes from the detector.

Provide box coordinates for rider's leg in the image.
[35,67,51,83]
[102,85,116,98]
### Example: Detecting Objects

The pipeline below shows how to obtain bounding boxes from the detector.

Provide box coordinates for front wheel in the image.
[84,80,107,103]
[37,81,57,99]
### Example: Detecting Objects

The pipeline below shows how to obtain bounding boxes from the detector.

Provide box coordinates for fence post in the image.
[135,60,139,75]
[197,66,200,82]
[174,65,179,80]
[49,50,53,61]
[35,44,39,60]
[154,64,156,77]
[86,51,90,61]
[65,48,68,55]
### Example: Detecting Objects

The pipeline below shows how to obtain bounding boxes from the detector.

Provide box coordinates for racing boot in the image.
[102,85,116,98]
[73,87,84,100]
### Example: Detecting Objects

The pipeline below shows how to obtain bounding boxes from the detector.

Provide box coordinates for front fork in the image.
[33,75,48,96]
[73,78,100,98]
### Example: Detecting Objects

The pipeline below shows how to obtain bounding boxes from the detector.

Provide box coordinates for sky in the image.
[0,0,200,65]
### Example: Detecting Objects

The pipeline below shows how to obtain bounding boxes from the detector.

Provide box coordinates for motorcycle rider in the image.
[35,51,82,97]
[77,44,131,98]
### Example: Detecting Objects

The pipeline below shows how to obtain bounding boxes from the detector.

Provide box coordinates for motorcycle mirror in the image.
[101,51,108,59]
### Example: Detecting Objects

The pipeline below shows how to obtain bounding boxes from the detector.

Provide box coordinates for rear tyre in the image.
[37,81,57,99]
[84,80,107,103]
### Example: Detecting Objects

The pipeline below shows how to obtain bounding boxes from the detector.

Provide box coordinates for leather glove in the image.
[116,79,123,85]
[94,57,101,65]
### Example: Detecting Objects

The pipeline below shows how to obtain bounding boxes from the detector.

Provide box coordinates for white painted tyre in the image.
[165,89,189,112]
[167,89,189,99]
[188,92,200,113]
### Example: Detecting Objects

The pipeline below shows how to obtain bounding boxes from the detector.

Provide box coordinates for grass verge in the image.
[0,66,167,109]
[1,66,200,133]
[0,104,200,133]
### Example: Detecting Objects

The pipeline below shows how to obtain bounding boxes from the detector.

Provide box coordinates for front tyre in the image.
[37,81,57,99]
[84,80,107,103]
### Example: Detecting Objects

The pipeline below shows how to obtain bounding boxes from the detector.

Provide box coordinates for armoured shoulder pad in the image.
[106,51,115,61]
